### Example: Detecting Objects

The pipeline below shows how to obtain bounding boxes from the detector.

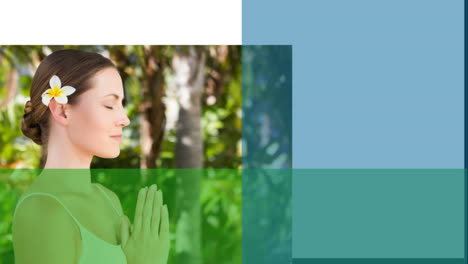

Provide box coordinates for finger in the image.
[152,190,162,236]
[134,187,148,234]
[159,189,163,208]
[120,215,130,247]
[125,214,132,233]
[143,184,157,233]
[159,204,170,243]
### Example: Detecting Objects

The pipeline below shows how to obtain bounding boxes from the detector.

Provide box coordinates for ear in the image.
[48,99,70,126]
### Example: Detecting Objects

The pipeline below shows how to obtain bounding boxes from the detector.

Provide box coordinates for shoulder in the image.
[13,193,76,229]
[12,194,79,264]
[94,183,124,214]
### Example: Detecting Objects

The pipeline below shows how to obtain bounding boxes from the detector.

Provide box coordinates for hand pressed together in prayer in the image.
[120,185,170,264]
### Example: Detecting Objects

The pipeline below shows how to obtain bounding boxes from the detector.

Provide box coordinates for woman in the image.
[12,49,170,264]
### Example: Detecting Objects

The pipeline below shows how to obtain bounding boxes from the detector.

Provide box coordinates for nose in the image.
[117,111,131,127]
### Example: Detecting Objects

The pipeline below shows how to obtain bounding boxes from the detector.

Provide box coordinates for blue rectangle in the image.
[243,0,465,261]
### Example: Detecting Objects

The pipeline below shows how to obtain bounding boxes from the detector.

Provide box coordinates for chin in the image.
[96,149,121,159]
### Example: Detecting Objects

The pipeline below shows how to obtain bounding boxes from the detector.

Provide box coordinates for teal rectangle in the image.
[293,170,464,258]
[292,259,464,264]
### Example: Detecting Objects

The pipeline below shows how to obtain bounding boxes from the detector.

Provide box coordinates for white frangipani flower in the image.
[41,75,76,106]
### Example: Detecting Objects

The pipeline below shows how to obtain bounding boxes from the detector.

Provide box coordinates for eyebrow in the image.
[103,93,124,100]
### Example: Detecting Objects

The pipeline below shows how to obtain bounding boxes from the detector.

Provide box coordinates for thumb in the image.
[120,215,131,247]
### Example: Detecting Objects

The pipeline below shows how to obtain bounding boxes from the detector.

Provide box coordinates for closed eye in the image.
[105,106,114,110]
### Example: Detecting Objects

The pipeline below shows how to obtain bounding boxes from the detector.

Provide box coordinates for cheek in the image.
[68,108,111,146]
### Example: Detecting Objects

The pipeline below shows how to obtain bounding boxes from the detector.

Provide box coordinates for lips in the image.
[110,135,122,142]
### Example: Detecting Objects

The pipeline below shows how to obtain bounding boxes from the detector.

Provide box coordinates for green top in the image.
[13,184,127,264]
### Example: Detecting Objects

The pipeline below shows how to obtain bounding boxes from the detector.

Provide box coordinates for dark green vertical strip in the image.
[242,46,292,264]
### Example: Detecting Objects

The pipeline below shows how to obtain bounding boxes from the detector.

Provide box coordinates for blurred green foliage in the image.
[0,45,241,264]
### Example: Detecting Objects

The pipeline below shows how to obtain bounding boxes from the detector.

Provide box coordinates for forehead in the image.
[85,68,124,98]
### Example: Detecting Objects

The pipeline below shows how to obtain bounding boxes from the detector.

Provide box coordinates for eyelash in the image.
[105,106,114,110]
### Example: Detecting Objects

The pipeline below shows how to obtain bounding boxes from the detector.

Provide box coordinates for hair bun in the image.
[24,100,33,114]
[21,100,43,145]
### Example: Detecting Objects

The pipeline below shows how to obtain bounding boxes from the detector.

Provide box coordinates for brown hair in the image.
[21,49,116,146]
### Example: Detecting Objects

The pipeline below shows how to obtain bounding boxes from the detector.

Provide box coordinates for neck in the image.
[37,168,93,194]
[44,137,93,169]
[40,130,94,194]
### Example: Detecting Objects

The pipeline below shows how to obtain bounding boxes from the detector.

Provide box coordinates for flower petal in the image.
[49,75,61,89]
[61,86,76,96]
[42,94,52,106]
[55,95,68,104]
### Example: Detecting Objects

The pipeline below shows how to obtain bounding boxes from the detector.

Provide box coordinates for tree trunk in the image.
[173,46,205,264]
[0,66,18,109]
[139,46,166,169]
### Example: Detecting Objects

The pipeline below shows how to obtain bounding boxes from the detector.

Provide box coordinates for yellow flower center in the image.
[47,86,64,98]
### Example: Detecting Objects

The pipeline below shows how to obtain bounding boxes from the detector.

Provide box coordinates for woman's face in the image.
[67,67,130,159]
